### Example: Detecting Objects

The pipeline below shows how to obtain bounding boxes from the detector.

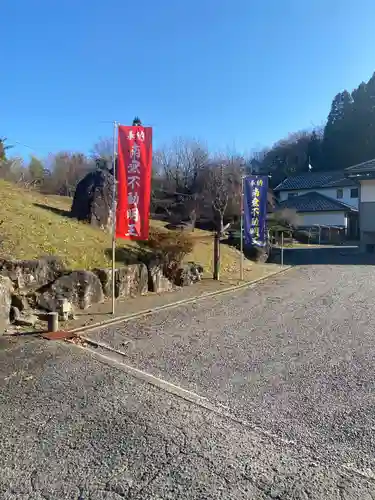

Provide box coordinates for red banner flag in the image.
[116,125,152,240]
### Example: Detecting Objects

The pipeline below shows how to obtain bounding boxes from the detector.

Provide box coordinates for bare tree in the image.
[203,159,238,280]
[205,162,233,233]
[153,138,209,228]
[91,137,113,163]
[42,152,92,196]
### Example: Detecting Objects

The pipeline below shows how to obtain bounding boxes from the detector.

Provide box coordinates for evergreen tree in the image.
[365,72,375,160]
[28,156,45,182]
[350,79,375,164]
[132,116,142,126]
[0,137,13,161]
[322,91,353,169]
[307,130,323,171]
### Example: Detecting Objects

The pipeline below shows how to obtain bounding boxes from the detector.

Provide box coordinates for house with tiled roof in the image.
[274,171,359,238]
[345,159,375,250]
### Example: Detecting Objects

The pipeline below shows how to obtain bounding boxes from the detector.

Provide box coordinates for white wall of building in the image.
[360,179,375,202]
[279,186,358,208]
[298,211,347,227]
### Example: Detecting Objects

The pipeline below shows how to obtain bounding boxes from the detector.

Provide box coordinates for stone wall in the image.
[0,257,203,334]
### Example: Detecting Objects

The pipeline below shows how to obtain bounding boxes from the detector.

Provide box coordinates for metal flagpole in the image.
[111,121,118,316]
[240,175,244,281]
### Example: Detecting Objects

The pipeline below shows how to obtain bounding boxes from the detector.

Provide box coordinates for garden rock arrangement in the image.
[0,256,204,334]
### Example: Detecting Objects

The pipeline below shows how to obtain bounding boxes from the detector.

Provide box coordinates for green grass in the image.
[0,180,249,276]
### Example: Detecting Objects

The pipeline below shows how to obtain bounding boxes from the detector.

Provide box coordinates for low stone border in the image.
[70,266,292,336]
[0,257,204,333]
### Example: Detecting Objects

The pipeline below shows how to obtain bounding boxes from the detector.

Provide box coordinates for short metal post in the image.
[47,312,59,332]
[281,231,284,266]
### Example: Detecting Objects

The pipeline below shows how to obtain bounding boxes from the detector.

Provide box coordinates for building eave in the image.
[346,172,375,181]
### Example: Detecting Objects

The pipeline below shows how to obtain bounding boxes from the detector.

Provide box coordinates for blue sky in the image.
[3,0,375,161]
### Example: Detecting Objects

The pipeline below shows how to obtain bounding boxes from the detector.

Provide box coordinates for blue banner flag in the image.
[243,175,268,247]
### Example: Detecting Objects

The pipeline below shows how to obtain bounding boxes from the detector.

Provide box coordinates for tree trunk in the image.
[213,232,220,280]
[189,209,197,231]
[212,213,224,280]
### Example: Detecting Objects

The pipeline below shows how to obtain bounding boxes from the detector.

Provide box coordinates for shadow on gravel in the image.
[270,246,375,266]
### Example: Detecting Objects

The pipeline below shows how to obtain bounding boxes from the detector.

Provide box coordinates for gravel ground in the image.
[2,247,375,498]
[86,248,375,478]
[0,338,374,499]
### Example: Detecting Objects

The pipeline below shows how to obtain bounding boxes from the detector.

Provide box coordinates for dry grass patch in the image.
[0,180,253,277]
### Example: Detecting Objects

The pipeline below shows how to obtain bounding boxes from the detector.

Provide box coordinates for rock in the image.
[175,263,203,286]
[244,244,270,263]
[15,313,39,327]
[38,271,104,312]
[11,293,30,311]
[94,264,148,298]
[0,256,65,291]
[94,268,114,297]
[10,305,21,323]
[57,298,75,321]
[0,276,13,334]
[117,264,148,297]
[148,261,174,293]
[165,222,192,231]
[70,169,115,230]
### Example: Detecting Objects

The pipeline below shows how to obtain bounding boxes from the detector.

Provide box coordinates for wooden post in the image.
[213,232,220,280]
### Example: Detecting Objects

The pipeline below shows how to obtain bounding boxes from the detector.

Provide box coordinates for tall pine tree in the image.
[322,91,353,169]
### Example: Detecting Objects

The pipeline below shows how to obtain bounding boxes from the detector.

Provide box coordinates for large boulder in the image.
[94,264,148,298]
[244,244,270,263]
[71,168,115,230]
[175,263,203,286]
[38,270,104,312]
[0,276,13,334]
[0,256,65,291]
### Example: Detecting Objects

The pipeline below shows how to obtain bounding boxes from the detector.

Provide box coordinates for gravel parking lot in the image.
[87,248,375,476]
[2,247,375,498]
[1,338,374,499]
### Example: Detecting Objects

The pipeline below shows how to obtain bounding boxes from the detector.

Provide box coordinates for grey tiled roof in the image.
[274,171,356,191]
[278,191,358,213]
[345,158,375,174]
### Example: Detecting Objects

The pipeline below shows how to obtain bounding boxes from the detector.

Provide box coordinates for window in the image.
[350,188,359,199]
[288,192,298,199]
[336,188,343,199]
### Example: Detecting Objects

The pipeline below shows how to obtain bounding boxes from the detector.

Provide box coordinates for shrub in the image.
[294,229,316,244]
[244,244,270,263]
[142,227,194,278]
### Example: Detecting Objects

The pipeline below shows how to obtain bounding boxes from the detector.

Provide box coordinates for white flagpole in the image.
[111,121,118,316]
